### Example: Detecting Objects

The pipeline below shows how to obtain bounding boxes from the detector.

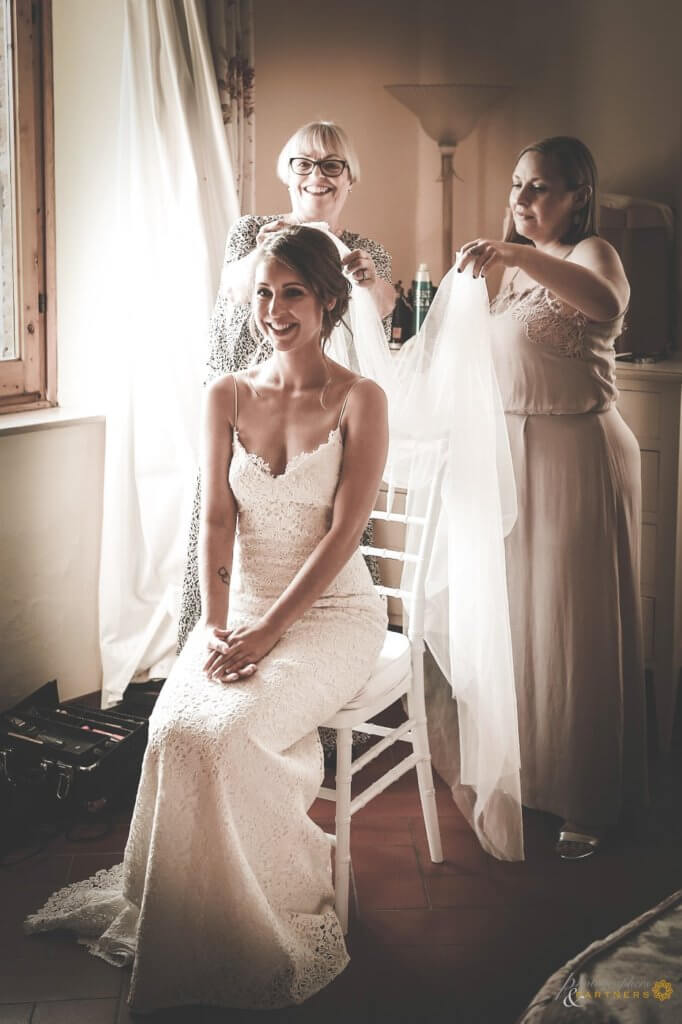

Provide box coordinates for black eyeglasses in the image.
[289,157,348,178]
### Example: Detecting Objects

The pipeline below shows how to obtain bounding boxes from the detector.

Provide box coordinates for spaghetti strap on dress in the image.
[336,376,366,430]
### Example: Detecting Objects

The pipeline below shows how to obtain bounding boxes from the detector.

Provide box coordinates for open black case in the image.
[0,680,151,811]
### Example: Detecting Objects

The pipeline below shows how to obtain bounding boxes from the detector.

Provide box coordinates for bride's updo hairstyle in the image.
[255,226,351,342]
[504,136,600,246]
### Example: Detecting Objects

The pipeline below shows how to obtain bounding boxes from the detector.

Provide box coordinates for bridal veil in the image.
[326,232,524,862]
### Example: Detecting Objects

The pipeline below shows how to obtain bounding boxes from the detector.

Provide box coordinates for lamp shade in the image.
[385,84,511,146]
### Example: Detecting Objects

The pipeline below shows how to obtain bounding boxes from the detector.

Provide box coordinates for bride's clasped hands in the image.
[201,620,276,682]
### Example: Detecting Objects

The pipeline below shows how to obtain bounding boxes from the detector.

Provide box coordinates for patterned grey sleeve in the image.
[366,238,392,285]
[223,214,262,264]
[205,216,264,381]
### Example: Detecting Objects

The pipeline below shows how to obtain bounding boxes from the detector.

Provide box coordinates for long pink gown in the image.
[490,280,648,825]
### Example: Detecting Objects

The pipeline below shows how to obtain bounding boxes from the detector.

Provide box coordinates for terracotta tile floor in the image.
[1,723,680,1024]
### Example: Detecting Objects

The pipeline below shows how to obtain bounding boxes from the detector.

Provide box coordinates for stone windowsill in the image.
[0,406,105,437]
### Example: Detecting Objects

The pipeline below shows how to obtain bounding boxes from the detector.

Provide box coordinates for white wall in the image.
[0,421,105,706]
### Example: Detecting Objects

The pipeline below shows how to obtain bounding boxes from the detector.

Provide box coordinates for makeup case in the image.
[0,679,149,812]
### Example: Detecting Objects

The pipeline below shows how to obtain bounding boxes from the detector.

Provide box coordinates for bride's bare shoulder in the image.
[205,373,238,427]
[326,360,383,392]
[325,357,355,383]
[328,362,385,404]
[341,376,387,425]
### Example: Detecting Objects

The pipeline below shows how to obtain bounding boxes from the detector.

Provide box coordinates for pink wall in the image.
[254,0,420,293]
[255,0,681,341]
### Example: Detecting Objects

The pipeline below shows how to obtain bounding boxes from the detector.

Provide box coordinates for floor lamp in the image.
[385,84,511,278]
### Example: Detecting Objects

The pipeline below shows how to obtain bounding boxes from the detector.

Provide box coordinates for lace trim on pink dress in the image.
[491,283,588,360]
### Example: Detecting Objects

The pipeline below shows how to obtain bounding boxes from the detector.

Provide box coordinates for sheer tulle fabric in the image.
[99,0,241,708]
[327,232,524,861]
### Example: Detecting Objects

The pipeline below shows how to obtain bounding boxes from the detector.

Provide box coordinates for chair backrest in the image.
[362,458,446,642]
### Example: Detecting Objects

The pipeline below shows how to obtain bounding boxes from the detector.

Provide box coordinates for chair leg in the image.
[334,727,353,934]
[407,653,443,864]
[412,716,443,862]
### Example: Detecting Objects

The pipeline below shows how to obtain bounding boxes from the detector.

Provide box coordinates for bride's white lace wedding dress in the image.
[25,378,387,1012]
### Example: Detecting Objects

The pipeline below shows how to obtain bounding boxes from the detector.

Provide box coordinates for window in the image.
[0,0,55,413]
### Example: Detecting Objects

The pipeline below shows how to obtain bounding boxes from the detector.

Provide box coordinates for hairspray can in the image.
[412,263,432,335]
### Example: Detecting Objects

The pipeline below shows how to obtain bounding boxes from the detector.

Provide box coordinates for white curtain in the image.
[206,0,255,212]
[99,0,241,707]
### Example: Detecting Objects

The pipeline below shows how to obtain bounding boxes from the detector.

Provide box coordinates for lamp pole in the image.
[439,145,456,278]
[384,84,511,281]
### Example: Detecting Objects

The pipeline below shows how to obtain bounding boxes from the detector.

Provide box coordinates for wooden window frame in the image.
[0,0,56,414]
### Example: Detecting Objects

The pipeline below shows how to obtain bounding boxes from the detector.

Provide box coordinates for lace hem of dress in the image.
[24,863,350,1009]
[491,284,588,359]
[24,863,137,967]
[257,909,350,1009]
[126,909,349,1012]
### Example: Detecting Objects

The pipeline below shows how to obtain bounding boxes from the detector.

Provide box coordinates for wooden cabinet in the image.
[615,359,682,752]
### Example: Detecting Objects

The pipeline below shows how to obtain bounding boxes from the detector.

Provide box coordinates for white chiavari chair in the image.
[319,472,444,933]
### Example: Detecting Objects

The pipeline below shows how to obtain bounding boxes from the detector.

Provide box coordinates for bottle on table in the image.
[389,280,413,350]
[412,263,433,335]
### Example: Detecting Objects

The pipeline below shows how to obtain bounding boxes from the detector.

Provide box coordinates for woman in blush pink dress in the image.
[458,136,648,859]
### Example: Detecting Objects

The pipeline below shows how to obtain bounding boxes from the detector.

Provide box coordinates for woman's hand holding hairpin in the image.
[255,216,300,247]
[342,248,376,287]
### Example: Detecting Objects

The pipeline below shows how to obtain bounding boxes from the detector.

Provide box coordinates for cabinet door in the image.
[616,372,682,753]
[617,389,661,441]
[640,450,660,515]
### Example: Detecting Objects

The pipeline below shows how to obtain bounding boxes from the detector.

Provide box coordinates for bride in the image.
[26,226,389,1012]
